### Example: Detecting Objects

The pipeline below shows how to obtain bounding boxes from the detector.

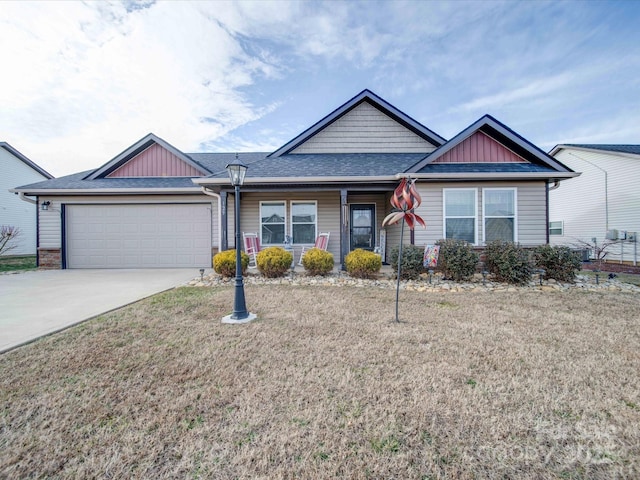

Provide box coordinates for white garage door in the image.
[66,204,212,268]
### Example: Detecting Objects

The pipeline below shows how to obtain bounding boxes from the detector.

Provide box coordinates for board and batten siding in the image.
[0,148,50,255]
[38,195,218,251]
[291,101,437,154]
[407,181,548,247]
[550,148,640,263]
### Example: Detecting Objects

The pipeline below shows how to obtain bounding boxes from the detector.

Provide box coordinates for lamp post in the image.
[222,154,256,324]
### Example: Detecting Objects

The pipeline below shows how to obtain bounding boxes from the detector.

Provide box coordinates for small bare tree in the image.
[0,225,22,256]
[571,237,621,269]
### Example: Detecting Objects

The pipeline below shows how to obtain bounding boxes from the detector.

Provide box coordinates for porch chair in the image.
[243,232,261,268]
[298,232,330,266]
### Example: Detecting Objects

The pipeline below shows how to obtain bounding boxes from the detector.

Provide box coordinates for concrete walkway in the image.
[0,269,203,353]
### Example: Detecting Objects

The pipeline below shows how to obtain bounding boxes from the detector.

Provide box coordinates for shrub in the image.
[344,249,382,279]
[484,240,533,285]
[256,246,293,278]
[301,248,334,276]
[213,249,249,277]
[435,239,479,281]
[533,245,582,283]
[390,244,426,280]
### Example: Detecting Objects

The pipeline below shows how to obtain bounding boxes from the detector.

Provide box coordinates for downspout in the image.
[200,187,222,257]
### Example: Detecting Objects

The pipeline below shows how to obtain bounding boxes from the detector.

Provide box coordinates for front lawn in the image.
[1,286,639,478]
[0,255,36,272]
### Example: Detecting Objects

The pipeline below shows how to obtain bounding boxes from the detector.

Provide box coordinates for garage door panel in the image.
[67,204,212,268]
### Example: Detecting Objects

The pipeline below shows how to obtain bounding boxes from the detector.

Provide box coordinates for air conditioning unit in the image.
[605,229,619,240]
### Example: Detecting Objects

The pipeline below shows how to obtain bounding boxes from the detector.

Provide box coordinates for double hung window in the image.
[260,201,318,245]
[443,189,477,243]
[483,188,516,242]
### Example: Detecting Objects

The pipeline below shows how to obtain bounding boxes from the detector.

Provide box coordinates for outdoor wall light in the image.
[41,201,51,211]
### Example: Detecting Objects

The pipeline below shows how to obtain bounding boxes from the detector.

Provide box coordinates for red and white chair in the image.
[243,232,261,268]
[298,232,330,266]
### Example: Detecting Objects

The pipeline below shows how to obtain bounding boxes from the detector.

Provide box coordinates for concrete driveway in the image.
[0,269,203,353]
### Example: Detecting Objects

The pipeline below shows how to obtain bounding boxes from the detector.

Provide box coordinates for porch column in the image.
[221,191,228,251]
[340,189,348,270]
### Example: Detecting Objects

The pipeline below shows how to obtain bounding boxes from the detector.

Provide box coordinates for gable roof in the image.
[549,144,640,158]
[407,115,575,176]
[85,133,209,180]
[268,89,446,157]
[0,142,53,179]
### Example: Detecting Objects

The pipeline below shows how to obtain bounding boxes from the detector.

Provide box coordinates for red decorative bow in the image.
[381,177,426,230]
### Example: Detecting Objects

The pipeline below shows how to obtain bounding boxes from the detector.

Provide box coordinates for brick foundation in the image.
[38,248,62,269]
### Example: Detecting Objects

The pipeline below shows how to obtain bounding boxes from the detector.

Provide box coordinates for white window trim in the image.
[443,188,478,245]
[290,200,318,245]
[482,188,518,244]
[549,220,564,236]
[259,200,287,246]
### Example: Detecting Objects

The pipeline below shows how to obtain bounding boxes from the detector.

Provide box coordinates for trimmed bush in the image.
[533,245,582,283]
[435,239,479,281]
[390,244,426,280]
[345,248,382,279]
[484,240,533,285]
[256,246,293,278]
[301,248,334,276]
[213,249,249,277]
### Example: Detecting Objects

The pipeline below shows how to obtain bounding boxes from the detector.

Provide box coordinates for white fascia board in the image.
[9,187,202,195]
[550,145,640,160]
[396,172,581,180]
[192,175,397,185]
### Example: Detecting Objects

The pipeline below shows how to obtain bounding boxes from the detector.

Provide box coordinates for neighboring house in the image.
[549,144,640,265]
[13,89,577,269]
[1,143,53,256]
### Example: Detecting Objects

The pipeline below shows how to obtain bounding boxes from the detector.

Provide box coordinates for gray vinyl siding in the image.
[238,192,341,262]
[550,148,640,263]
[38,194,218,251]
[411,181,548,247]
[292,102,437,154]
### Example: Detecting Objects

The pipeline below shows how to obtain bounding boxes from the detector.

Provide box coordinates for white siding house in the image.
[0,143,53,256]
[549,145,640,265]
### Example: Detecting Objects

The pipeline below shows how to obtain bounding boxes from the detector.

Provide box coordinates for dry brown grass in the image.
[1,285,639,479]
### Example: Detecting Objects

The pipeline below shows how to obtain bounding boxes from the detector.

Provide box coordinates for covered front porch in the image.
[215,184,400,268]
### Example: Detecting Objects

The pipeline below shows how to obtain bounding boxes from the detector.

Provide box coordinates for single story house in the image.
[13,89,578,269]
[549,144,639,265]
[1,142,53,256]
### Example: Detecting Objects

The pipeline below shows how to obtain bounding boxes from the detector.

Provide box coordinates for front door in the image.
[350,204,375,251]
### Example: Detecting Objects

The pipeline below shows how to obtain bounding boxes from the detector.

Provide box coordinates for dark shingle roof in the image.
[189,152,269,177]
[561,144,640,156]
[414,163,556,174]
[205,153,429,179]
[15,171,202,191]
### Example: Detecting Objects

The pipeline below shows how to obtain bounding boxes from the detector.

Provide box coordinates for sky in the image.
[1,0,639,178]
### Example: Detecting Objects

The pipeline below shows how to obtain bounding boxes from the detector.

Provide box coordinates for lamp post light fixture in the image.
[428,269,434,284]
[222,154,257,324]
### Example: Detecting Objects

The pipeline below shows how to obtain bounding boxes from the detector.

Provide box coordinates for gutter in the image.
[16,192,37,204]
[396,172,580,180]
[192,175,398,186]
[9,187,203,195]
